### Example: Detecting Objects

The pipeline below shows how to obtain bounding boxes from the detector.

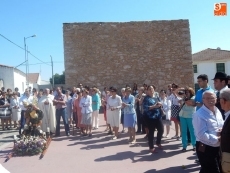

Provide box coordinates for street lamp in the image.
[24,35,36,88]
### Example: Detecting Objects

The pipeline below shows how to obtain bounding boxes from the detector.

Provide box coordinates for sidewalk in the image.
[0,114,200,173]
[0,128,18,150]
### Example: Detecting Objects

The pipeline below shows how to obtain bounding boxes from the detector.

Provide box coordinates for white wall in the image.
[226,61,230,75]
[13,69,26,93]
[0,66,14,90]
[37,74,41,85]
[193,60,230,89]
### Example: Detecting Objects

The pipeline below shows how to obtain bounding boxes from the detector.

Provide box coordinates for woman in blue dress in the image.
[122,87,137,144]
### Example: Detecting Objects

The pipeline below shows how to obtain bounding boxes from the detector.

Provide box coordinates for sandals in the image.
[112,136,118,140]
[156,144,163,150]
[130,139,136,144]
[150,148,158,153]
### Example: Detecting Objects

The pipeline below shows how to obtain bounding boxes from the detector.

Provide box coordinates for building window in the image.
[195,83,199,93]
[216,63,225,73]
[193,65,197,73]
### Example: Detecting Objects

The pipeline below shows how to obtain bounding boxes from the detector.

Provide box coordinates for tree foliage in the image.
[50,71,65,84]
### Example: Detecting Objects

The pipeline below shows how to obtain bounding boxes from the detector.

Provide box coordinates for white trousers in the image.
[92,110,99,128]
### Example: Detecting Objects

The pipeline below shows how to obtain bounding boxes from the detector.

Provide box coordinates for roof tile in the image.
[192,48,230,62]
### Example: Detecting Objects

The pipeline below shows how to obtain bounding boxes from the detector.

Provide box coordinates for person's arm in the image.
[95,94,99,104]
[139,95,144,105]
[134,95,139,104]
[89,96,92,107]
[164,99,171,112]
[19,97,25,109]
[193,94,203,107]
[115,96,122,109]
[106,97,110,110]
[124,95,135,108]
[10,99,15,108]
[58,95,66,105]
[92,95,95,104]
[185,97,196,107]
[83,96,91,107]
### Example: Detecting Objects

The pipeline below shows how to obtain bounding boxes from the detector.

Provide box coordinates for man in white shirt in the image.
[19,89,33,135]
[193,91,224,173]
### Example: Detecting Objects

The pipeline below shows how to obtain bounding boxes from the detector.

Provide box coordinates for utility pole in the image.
[50,55,54,89]
[24,37,27,88]
[27,45,29,86]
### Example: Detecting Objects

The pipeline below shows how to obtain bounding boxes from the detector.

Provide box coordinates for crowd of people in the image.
[0,72,230,173]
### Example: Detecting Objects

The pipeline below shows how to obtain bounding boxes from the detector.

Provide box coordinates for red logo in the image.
[214,3,227,16]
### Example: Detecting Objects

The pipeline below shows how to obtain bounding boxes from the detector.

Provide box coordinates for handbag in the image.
[222,152,230,173]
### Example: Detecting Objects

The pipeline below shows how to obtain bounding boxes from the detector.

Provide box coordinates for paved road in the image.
[0,114,200,173]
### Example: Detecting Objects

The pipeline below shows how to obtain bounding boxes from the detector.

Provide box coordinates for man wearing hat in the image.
[213,72,229,120]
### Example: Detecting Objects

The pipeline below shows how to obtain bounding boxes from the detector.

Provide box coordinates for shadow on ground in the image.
[94,144,190,163]
[144,163,200,173]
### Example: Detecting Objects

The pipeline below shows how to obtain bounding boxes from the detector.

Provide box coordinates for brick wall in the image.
[63,20,194,91]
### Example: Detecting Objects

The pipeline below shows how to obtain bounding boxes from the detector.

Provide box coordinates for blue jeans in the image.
[180,117,196,149]
[55,108,70,135]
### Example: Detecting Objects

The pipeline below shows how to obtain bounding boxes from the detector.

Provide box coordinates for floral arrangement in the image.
[13,135,47,156]
[12,101,49,156]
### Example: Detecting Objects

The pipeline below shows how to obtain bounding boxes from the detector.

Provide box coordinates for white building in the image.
[28,73,51,90]
[193,48,230,91]
[0,65,50,93]
[0,64,27,92]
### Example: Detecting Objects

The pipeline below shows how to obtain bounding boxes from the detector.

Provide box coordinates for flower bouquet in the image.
[13,135,47,156]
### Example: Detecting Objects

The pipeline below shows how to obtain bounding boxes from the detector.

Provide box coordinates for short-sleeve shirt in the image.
[194,86,214,110]
[169,94,182,106]
[54,94,67,109]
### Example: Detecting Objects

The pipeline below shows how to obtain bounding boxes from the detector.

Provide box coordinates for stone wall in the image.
[63,20,194,91]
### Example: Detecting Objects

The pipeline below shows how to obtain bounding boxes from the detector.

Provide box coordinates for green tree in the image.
[50,71,65,84]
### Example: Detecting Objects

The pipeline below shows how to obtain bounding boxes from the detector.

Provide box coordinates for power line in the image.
[28,52,51,66]
[19,62,63,66]
[0,33,24,50]
[0,33,51,66]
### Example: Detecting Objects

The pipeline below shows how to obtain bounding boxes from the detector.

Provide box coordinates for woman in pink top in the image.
[74,90,85,134]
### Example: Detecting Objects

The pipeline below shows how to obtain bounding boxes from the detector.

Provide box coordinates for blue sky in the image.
[0,0,229,81]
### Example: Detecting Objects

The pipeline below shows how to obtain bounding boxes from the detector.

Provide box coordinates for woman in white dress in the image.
[10,92,21,128]
[107,87,122,139]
